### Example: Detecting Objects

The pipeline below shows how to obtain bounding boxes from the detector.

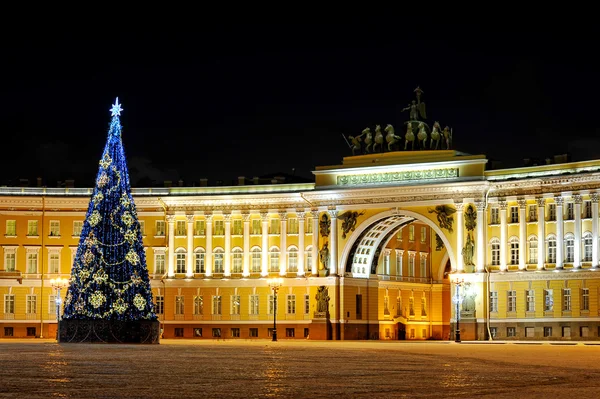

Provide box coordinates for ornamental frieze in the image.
[337,168,458,186]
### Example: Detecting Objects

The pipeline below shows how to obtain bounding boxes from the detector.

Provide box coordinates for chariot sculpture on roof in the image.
[344,86,453,155]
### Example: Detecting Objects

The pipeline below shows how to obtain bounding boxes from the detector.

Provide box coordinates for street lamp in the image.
[50,277,68,342]
[453,277,465,343]
[268,278,284,342]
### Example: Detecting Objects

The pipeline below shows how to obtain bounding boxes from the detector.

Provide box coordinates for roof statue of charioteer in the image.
[344,86,453,155]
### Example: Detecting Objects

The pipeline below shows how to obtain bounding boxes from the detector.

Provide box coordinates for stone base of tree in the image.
[59,319,160,344]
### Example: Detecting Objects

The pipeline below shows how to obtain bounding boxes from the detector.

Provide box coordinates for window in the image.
[396,251,403,276]
[288,218,298,234]
[490,208,499,224]
[526,290,535,312]
[584,234,593,262]
[49,220,60,236]
[195,249,205,273]
[194,296,203,315]
[421,297,427,316]
[563,288,571,311]
[194,328,202,337]
[304,294,310,314]
[548,203,556,221]
[566,203,574,220]
[509,237,519,265]
[489,327,497,338]
[212,328,221,338]
[156,221,165,236]
[420,227,426,243]
[525,327,535,338]
[195,220,205,235]
[528,205,537,222]
[544,289,553,311]
[408,252,415,277]
[582,288,590,311]
[269,248,279,272]
[565,236,574,263]
[4,247,16,272]
[547,237,556,263]
[288,248,298,273]
[562,326,571,337]
[26,250,39,274]
[396,296,402,316]
[175,220,186,236]
[584,201,592,218]
[231,328,240,338]
[73,221,83,236]
[306,217,313,233]
[510,206,518,223]
[49,295,57,315]
[286,328,295,337]
[251,219,261,235]
[581,326,589,337]
[419,254,427,278]
[287,295,296,314]
[4,327,13,337]
[175,296,184,315]
[491,239,500,266]
[490,292,498,313]
[251,248,261,273]
[174,328,184,337]
[249,328,258,337]
[214,220,224,235]
[213,248,224,273]
[27,220,38,236]
[212,295,222,315]
[49,251,60,274]
[268,295,274,315]
[409,225,414,241]
[231,295,240,315]
[233,219,242,235]
[506,327,516,337]
[304,328,310,338]
[249,294,259,315]
[543,327,552,337]
[139,220,145,236]
[270,219,279,234]
[4,294,15,314]
[27,327,36,337]
[155,251,165,274]
[26,295,37,314]
[528,237,537,264]
[176,250,186,273]
[232,248,243,273]
[6,220,16,236]
[155,296,164,314]
[507,290,516,312]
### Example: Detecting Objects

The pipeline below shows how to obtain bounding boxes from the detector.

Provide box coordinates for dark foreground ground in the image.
[1,339,599,398]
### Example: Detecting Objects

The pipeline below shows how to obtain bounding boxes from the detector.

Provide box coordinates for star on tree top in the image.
[110,98,123,116]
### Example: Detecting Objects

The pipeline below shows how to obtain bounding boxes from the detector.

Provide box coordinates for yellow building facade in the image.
[1,149,600,341]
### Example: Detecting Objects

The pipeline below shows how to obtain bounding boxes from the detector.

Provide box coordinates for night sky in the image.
[2,27,599,187]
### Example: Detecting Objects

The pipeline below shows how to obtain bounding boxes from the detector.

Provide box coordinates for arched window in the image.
[175,247,186,273]
[194,247,205,273]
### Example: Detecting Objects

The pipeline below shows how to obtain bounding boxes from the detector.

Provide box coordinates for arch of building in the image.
[339,209,455,278]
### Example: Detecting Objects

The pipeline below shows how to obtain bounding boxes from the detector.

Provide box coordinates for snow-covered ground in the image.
[1,339,599,398]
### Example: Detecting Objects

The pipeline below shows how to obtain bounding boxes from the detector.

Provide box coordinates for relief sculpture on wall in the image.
[337,210,365,239]
[428,205,456,233]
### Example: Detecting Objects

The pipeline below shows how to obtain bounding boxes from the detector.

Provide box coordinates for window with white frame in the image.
[396,295,402,316]
[156,220,165,236]
[582,288,590,311]
[528,205,537,222]
[526,289,535,312]
[528,236,537,264]
[213,248,224,273]
[73,221,83,236]
[491,238,500,266]
[306,217,313,233]
[26,294,37,314]
[547,236,556,263]
[249,294,259,315]
[490,291,498,312]
[510,206,518,223]
[395,250,403,276]
[384,295,389,315]
[175,249,186,273]
[49,251,60,274]
[154,250,166,274]
[195,220,205,235]
[563,288,571,311]
[409,296,415,316]
[212,295,222,315]
[287,294,296,314]
[548,203,556,221]
[232,248,243,273]
[287,247,298,272]
[565,235,574,263]
[194,296,203,315]
[233,219,242,235]
[175,221,186,236]
[304,294,310,314]
[409,225,415,241]
[4,294,15,314]
[544,289,553,311]
[509,237,519,265]
[27,220,38,236]
[420,226,426,243]
[49,295,57,315]
[251,248,261,272]
[419,254,427,278]
[288,218,298,234]
[270,219,279,234]
[175,296,184,315]
[155,296,164,314]
[231,295,240,315]
[251,219,261,235]
[4,247,16,272]
[421,296,427,316]
[566,203,574,220]
[214,220,224,235]
[195,248,205,273]
[584,200,592,218]
[49,220,60,236]
[268,295,274,314]
[507,290,516,312]
[583,233,593,261]
[408,252,415,276]
[269,247,279,272]
[305,248,312,272]
[26,249,39,274]
[490,208,499,224]
[6,220,16,236]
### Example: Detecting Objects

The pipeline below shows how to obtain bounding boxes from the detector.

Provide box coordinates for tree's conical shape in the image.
[62,99,157,322]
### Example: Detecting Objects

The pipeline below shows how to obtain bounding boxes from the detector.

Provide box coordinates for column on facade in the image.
[574,194,582,268]
[556,196,564,269]
[499,200,508,271]
[205,214,213,277]
[224,213,231,276]
[311,210,319,275]
[186,214,194,277]
[518,198,527,270]
[536,197,546,271]
[455,201,464,272]
[592,193,599,268]
[279,212,287,276]
[297,211,305,276]
[475,200,485,272]
[166,215,175,277]
[261,211,269,276]
[328,209,338,275]
[242,212,250,276]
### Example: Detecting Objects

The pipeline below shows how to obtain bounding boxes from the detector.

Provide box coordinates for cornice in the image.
[490,269,600,282]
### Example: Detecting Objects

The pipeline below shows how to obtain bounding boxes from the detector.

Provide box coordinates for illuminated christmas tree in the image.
[60,98,159,343]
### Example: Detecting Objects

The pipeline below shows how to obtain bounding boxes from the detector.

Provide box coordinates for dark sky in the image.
[2,26,599,187]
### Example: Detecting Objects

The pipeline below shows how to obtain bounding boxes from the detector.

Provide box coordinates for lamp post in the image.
[268,278,283,342]
[453,277,465,343]
[50,277,68,342]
